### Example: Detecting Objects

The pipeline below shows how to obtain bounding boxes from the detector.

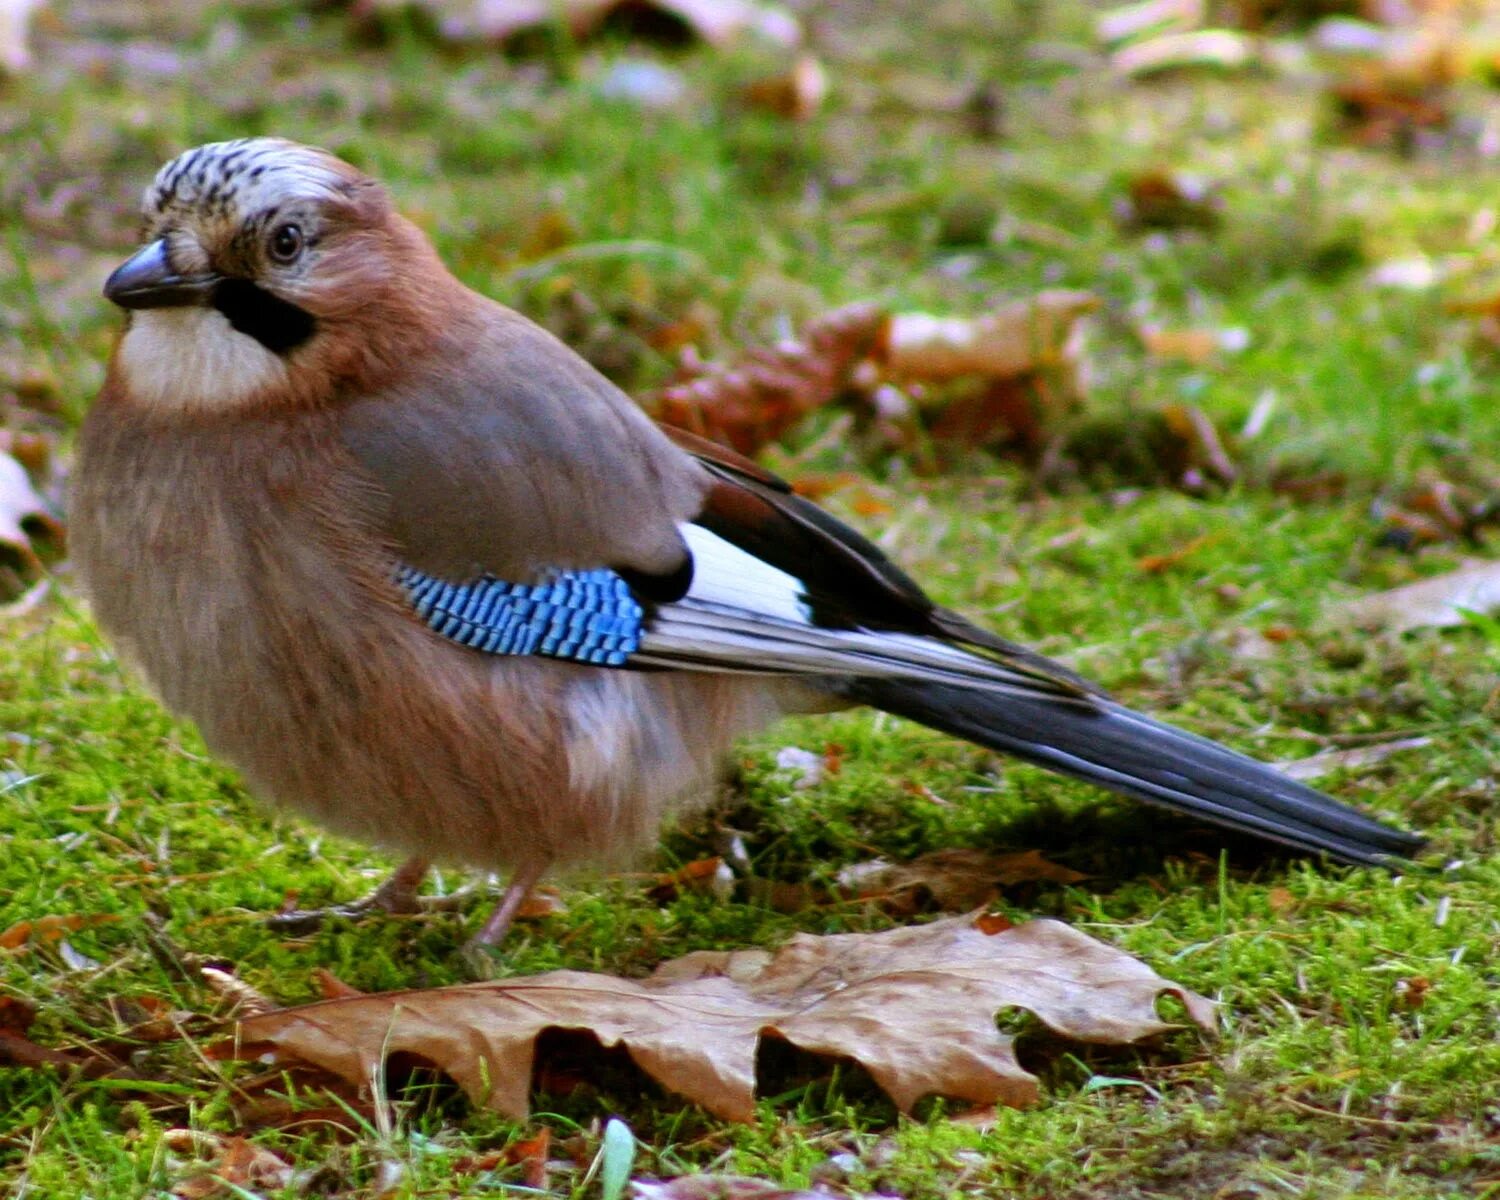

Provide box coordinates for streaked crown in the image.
[145,137,363,225]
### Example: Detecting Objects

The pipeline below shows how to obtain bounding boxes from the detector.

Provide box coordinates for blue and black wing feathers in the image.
[394,423,1424,866]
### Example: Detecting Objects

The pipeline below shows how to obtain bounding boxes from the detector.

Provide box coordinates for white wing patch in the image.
[679,524,811,624]
[638,523,1060,697]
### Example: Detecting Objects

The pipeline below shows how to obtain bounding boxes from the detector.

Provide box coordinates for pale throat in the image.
[117,308,293,413]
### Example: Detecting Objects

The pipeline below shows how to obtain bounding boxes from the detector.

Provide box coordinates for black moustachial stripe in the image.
[212,278,316,354]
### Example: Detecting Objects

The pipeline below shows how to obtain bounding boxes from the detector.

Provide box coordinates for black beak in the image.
[103,240,220,310]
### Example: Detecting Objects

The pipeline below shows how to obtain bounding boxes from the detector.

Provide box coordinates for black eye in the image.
[268,223,303,264]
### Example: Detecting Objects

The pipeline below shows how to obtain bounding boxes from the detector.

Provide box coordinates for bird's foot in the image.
[266,855,436,935]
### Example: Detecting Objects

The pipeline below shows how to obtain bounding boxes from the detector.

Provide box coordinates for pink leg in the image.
[464,859,551,951]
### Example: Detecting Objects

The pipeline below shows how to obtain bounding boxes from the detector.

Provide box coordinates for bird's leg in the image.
[463,859,551,953]
[362,854,434,913]
[267,855,433,934]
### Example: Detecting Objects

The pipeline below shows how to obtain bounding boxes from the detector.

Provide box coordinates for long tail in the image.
[838,678,1425,865]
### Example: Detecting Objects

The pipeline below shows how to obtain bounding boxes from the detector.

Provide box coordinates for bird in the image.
[72,138,1424,952]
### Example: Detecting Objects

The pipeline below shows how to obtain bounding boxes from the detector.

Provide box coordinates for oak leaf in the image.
[224,917,1213,1121]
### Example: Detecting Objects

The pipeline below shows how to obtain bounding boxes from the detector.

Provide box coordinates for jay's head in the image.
[106,138,447,413]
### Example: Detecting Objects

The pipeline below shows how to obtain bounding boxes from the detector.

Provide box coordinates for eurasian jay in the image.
[72,139,1424,951]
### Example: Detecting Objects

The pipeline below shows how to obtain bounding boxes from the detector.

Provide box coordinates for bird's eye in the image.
[267,223,304,264]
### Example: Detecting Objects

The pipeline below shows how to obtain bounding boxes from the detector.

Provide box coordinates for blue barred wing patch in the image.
[397,565,644,666]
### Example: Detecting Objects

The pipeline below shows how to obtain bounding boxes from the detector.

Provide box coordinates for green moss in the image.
[3,1,1499,1195]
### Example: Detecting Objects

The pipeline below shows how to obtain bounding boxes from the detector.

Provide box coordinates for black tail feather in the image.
[841,678,1425,866]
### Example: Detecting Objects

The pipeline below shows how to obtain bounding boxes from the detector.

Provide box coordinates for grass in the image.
[2,0,1500,1196]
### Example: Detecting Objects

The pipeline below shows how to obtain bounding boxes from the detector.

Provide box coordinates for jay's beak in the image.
[104,240,221,310]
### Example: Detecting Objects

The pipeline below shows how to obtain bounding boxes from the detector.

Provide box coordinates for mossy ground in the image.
[1,1,1498,1196]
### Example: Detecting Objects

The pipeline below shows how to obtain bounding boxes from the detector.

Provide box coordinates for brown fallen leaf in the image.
[1329,559,1500,632]
[1159,403,1238,489]
[509,1130,552,1189]
[1394,975,1431,1010]
[0,913,118,951]
[924,375,1052,457]
[1139,324,1248,363]
[1333,79,1450,149]
[1137,533,1219,574]
[837,849,1087,914]
[879,291,1098,383]
[742,55,828,121]
[651,291,1096,461]
[1372,477,1498,550]
[314,968,367,1001]
[654,303,888,455]
[648,856,734,904]
[223,917,1213,1121]
[0,995,35,1035]
[164,1130,294,1199]
[1116,172,1221,233]
[201,967,278,1017]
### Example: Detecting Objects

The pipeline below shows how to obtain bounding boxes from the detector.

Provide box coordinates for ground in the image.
[1,1,1498,1197]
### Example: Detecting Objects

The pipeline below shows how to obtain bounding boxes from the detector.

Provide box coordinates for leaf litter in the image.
[651,293,1098,462]
[1329,558,1500,633]
[221,916,1214,1121]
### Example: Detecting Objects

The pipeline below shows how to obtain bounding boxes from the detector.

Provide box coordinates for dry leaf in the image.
[502,1129,551,1189]
[837,849,1087,913]
[1330,559,1500,632]
[0,913,118,951]
[224,917,1212,1120]
[1371,477,1498,549]
[743,55,828,121]
[1160,403,1238,488]
[315,968,366,1001]
[1333,79,1450,148]
[1116,172,1221,232]
[1140,325,1248,363]
[654,303,888,455]
[164,1130,293,1199]
[1137,533,1219,574]
[201,967,278,1017]
[925,376,1052,456]
[1276,737,1433,782]
[880,291,1098,383]
[648,856,734,903]
[0,450,61,572]
[652,292,1095,459]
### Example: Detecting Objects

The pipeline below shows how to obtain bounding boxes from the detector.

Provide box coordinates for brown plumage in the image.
[74,139,1422,952]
